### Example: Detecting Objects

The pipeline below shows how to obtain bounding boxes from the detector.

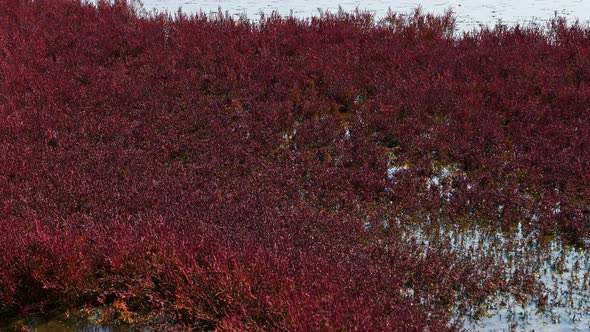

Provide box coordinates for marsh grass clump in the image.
[0,0,589,330]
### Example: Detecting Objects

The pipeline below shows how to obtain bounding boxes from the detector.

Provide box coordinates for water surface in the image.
[138,0,590,30]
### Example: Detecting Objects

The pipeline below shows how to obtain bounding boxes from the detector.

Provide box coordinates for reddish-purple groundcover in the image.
[0,0,588,330]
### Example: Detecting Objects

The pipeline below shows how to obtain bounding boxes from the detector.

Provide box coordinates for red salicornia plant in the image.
[0,0,588,330]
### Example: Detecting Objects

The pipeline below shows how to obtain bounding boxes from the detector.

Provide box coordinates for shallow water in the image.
[399,220,590,331]
[137,0,590,30]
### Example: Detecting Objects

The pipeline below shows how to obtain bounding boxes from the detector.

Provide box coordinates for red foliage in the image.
[0,0,588,329]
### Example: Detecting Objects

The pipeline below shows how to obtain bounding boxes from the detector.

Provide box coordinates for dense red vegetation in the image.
[0,0,588,330]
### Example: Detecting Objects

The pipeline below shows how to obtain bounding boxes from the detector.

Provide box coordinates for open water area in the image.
[137,0,590,30]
